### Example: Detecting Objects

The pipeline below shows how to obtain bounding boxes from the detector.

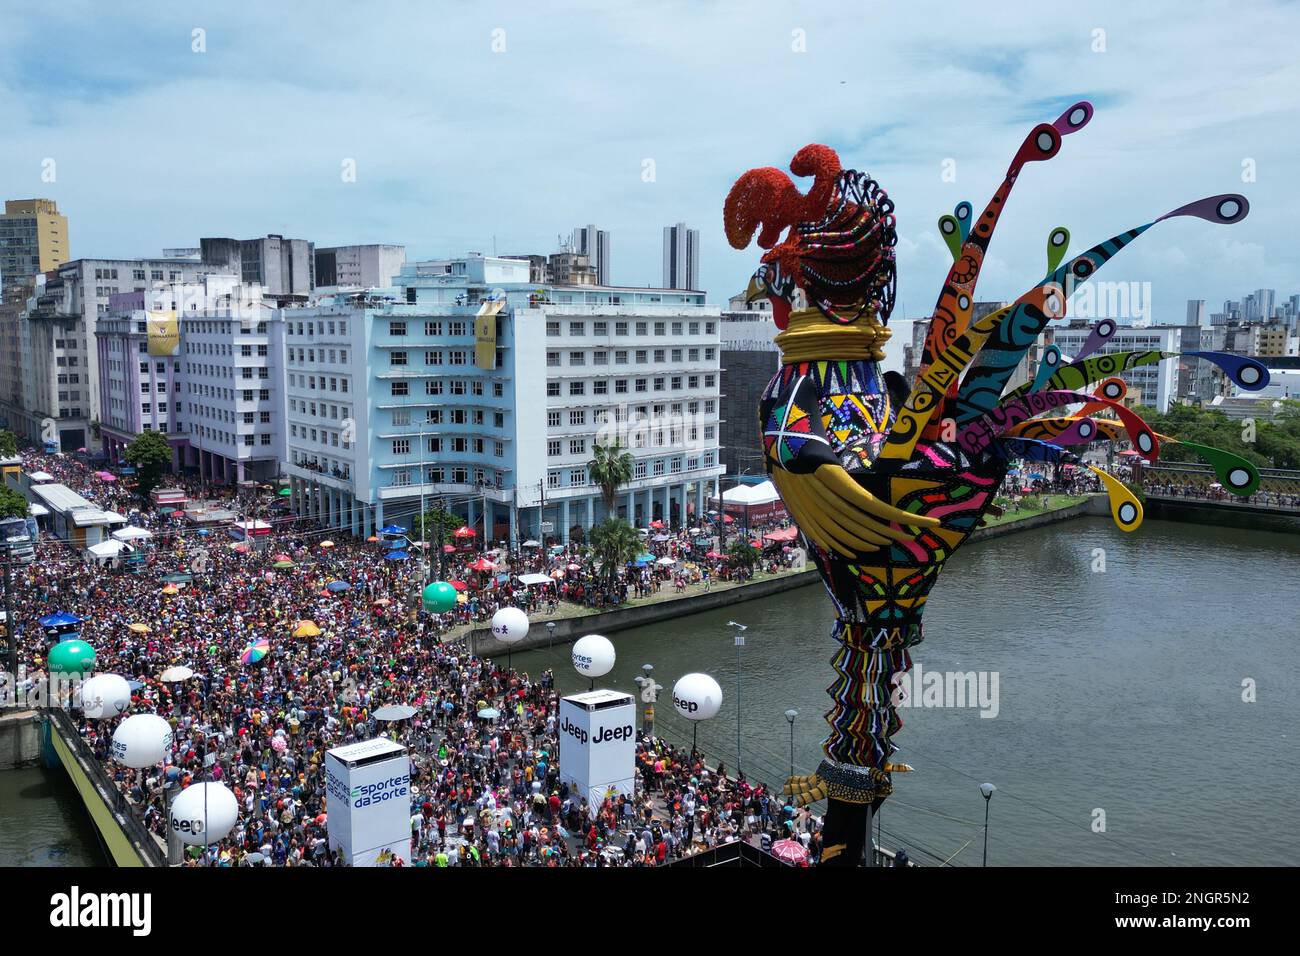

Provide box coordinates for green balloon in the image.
[422,581,458,613]
[48,640,96,675]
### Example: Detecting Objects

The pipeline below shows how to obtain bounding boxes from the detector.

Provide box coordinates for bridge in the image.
[1133,461,1300,520]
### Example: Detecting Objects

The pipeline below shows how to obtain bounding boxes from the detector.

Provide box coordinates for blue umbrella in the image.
[477,707,500,719]
[1028,472,1046,480]
[381,525,407,535]
[1006,469,1021,476]
[39,611,82,629]
[326,581,352,593]
[385,550,409,561]
[196,528,210,537]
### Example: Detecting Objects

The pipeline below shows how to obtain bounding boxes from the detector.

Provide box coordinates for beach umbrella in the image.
[373,704,418,721]
[476,707,500,720]
[521,540,540,548]
[452,525,476,539]
[656,556,676,565]
[273,560,294,569]
[722,515,734,524]
[366,535,379,543]
[705,551,723,559]
[48,640,96,675]
[321,540,335,549]
[636,553,654,563]
[469,557,496,572]
[385,550,409,561]
[229,542,250,553]
[273,553,291,562]
[383,538,405,549]
[422,581,458,613]
[381,524,407,535]
[240,639,270,665]
[278,487,292,496]
[39,611,82,629]
[160,666,194,683]
[1028,472,1046,481]
[448,580,468,591]
[293,621,321,638]
[128,623,151,634]
[326,580,351,593]
[771,838,809,864]
[196,528,210,537]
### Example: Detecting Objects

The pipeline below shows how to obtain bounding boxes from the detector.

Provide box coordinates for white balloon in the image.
[111,714,173,768]
[169,782,239,845]
[490,606,530,644]
[79,674,132,720]
[672,673,723,721]
[571,634,615,679]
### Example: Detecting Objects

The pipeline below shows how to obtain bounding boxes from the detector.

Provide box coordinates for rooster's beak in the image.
[744,274,767,304]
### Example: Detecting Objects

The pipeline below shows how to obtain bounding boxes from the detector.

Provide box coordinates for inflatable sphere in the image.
[571,634,615,679]
[169,782,239,845]
[422,581,458,613]
[111,713,173,768]
[672,673,723,721]
[79,673,132,719]
[48,640,96,675]
[491,606,530,644]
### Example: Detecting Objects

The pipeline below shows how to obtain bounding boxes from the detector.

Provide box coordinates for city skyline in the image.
[1,1,1297,321]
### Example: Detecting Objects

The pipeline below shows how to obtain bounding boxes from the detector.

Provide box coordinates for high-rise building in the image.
[282,254,724,543]
[201,235,315,301]
[1254,288,1276,322]
[662,223,700,291]
[1186,299,1207,327]
[572,225,611,286]
[94,273,285,482]
[719,292,778,477]
[1,199,69,284]
[547,251,597,286]
[0,256,231,451]
[314,244,406,289]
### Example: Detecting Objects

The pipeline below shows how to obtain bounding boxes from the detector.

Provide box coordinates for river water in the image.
[5,516,1295,866]
[516,516,1300,866]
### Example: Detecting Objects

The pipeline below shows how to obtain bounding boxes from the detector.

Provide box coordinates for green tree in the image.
[123,430,173,496]
[0,429,17,459]
[0,485,27,521]
[587,440,634,515]
[415,507,462,546]
[588,517,641,586]
[726,538,759,570]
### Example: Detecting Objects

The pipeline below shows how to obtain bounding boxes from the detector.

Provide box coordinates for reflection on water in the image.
[0,763,107,867]
[514,518,1300,866]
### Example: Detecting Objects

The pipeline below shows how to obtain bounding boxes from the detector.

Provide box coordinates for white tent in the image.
[714,480,782,507]
[88,539,128,558]
[112,526,153,542]
[101,510,128,525]
[516,573,554,586]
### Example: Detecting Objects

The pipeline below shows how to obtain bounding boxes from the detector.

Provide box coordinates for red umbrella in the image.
[722,515,734,524]
[771,839,809,865]
[469,557,496,572]
[649,520,665,529]
[453,526,476,539]
[273,553,291,562]
[705,551,723,559]
[449,580,468,591]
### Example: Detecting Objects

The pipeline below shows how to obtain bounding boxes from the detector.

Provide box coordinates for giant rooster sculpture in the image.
[725,101,1269,866]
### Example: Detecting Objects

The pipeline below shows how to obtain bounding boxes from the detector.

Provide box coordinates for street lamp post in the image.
[728,621,747,778]
[783,708,798,778]
[546,620,556,652]
[980,782,997,866]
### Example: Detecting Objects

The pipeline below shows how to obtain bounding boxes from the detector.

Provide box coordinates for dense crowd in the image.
[7,449,820,866]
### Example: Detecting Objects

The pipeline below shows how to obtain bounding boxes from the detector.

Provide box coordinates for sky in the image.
[2,0,1297,323]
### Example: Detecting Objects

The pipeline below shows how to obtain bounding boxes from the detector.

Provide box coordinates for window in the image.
[547,382,561,397]
[569,321,585,336]
[493,383,504,397]
[450,381,466,395]
[655,377,666,391]
[390,351,408,366]
[615,321,628,335]
[615,350,628,364]
[548,440,562,457]
[705,374,716,387]
[636,321,647,335]
[393,469,411,487]
[547,351,561,367]
[426,380,443,395]
[494,441,504,457]
[548,471,561,489]
[261,434,271,446]
[548,411,561,428]
[690,322,700,335]
[449,321,466,335]
[593,351,608,365]
[593,321,608,335]
[391,381,409,396]
[654,349,666,363]
[634,461,647,478]
[450,350,467,365]
[616,379,629,394]
[393,439,411,455]
[569,351,585,366]
[654,322,666,335]
[688,375,699,389]
[494,412,504,428]
[425,321,442,336]
[389,321,407,336]
[593,380,608,395]
[426,351,442,366]
[569,438,585,455]
[672,322,683,335]
[568,381,585,396]
[569,410,586,426]
[569,468,586,485]
[393,410,410,426]
[546,321,560,337]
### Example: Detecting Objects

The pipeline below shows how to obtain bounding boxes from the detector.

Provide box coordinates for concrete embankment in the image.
[470,496,1103,655]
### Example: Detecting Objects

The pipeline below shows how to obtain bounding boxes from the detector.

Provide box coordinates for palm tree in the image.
[587,440,634,516]
[588,517,642,586]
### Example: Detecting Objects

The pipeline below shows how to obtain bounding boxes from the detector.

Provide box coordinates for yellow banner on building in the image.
[474,296,505,370]
[146,310,180,357]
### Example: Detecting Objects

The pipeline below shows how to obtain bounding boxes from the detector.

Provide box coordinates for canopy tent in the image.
[762,526,799,543]
[112,526,153,542]
[516,573,554,587]
[28,503,48,516]
[88,540,128,558]
[28,471,54,483]
[712,479,783,508]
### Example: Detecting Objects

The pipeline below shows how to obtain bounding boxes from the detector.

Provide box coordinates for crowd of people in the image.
[7,448,822,866]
